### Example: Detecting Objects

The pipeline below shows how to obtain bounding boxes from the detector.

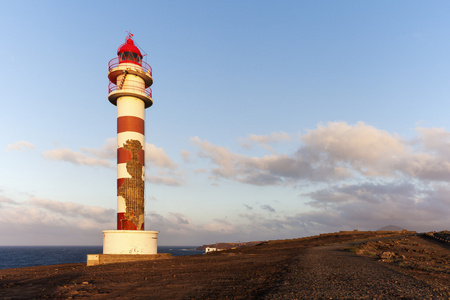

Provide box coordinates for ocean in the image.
[0,246,204,270]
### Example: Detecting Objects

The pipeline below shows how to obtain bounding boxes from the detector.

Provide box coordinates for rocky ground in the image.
[351,232,450,289]
[0,230,448,299]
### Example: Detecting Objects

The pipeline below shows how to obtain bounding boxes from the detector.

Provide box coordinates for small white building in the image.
[205,247,226,253]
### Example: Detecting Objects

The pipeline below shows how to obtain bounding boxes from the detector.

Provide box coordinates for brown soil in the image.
[0,231,448,299]
[352,232,450,288]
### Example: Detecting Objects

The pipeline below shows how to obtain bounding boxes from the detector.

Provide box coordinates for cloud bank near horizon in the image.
[2,121,450,245]
[189,121,450,234]
[193,122,450,185]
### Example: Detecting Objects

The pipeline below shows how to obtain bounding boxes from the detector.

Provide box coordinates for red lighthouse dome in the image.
[117,36,142,66]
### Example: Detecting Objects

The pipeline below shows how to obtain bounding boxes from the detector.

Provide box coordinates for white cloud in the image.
[180,150,191,162]
[0,196,117,245]
[80,137,116,159]
[43,148,113,167]
[187,122,450,237]
[243,203,253,210]
[300,121,406,177]
[413,127,450,157]
[302,180,449,231]
[192,136,307,185]
[0,195,18,207]
[192,122,450,184]
[145,175,183,186]
[43,139,179,170]
[42,139,184,186]
[169,212,190,225]
[29,197,115,224]
[201,218,235,234]
[43,138,116,167]
[248,132,292,144]
[239,131,292,152]
[145,143,178,169]
[261,204,276,213]
[7,141,35,151]
[146,211,239,244]
[397,152,450,181]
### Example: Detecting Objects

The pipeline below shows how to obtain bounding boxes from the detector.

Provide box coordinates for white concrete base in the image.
[103,230,158,254]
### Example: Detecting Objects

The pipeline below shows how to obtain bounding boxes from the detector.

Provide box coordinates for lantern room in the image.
[117,37,143,66]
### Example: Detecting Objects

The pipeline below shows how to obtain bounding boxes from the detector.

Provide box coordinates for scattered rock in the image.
[380,251,395,260]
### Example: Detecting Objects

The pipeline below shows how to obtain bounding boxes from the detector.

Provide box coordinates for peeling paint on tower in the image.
[117,139,145,230]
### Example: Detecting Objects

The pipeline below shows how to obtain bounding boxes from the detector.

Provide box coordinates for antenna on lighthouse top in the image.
[126,31,134,41]
[125,31,148,60]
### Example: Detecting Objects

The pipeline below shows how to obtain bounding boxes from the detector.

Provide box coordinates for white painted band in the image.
[117,196,126,213]
[117,97,145,119]
[117,163,132,179]
[122,74,145,89]
[117,163,146,181]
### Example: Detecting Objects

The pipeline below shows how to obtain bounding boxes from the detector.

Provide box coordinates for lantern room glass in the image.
[119,51,142,65]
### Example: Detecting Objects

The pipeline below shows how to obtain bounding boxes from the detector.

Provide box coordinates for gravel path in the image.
[265,243,449,299]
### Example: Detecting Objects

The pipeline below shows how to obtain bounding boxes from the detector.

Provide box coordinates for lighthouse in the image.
[102,34,158,255]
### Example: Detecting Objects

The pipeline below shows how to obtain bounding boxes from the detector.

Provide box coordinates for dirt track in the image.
[265,243,447,299]
[0,231,448,299]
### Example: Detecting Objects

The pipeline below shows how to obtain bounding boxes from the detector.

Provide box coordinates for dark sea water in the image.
[0,246,204,270]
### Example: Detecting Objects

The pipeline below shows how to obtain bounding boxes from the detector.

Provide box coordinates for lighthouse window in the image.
[119,51,142,64]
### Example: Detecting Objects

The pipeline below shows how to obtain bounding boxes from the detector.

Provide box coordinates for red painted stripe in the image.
[117,116,144,134]
[117,213,144,230]
[117,148,145,166]
[139,149,145,166]
[117,147,131,164]
[117,212,124,230]
[117,178,125,189]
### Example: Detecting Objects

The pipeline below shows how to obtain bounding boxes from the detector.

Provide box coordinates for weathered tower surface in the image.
[108,34,153,231]
[102,34,158,255]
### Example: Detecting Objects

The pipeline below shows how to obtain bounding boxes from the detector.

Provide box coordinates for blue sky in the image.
[1,1,450,245]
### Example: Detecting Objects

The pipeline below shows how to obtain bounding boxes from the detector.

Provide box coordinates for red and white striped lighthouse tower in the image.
[102,33,158,255]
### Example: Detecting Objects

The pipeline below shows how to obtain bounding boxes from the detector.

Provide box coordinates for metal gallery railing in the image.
[108,81,152,98]
[108,57,152,77]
